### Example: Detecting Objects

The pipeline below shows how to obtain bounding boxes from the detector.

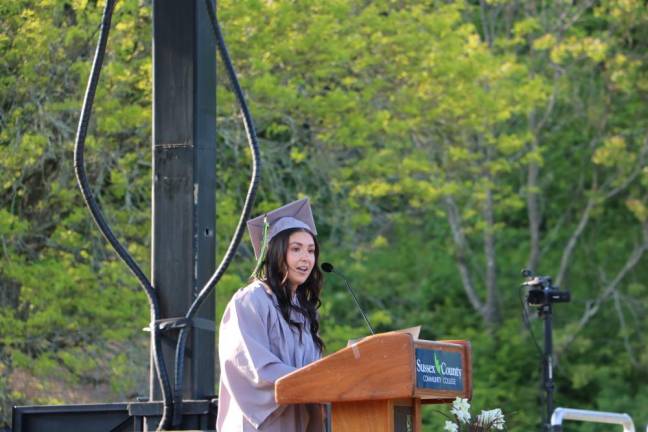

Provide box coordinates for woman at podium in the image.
[217,198,325,431]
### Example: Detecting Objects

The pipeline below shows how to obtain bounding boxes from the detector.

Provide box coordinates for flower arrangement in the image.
[443,397,506,432]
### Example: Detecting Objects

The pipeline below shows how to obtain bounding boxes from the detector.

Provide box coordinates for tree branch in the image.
[555,197,595,288]
[483,184,500,325]
[557,222,648,356]
[478,0,494,48]
[613,290,639,368]
[526,130,541,271]
[481,137,500,326]
[444,195,485,318]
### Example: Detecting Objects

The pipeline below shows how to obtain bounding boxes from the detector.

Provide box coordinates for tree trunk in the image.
[445,195,485,319]
[483,185,500,326]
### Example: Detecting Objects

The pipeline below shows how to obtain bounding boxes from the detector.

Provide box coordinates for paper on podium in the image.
[394,325,421,339]
[347,325,421,346]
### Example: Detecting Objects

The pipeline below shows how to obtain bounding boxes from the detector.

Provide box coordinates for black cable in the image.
[169,0,262,426]
[72,1,174,429]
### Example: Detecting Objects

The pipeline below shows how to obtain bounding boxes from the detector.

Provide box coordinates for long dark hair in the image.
[255,227,324,353]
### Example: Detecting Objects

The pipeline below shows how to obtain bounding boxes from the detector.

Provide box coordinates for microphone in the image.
[321,262,375,335]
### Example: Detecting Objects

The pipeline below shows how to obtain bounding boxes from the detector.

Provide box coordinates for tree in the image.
[2,0,647,430]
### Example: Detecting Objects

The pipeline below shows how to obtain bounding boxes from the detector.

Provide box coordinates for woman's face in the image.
[285,230,316,292]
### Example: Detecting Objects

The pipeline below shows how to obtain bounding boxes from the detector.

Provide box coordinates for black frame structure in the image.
[12,404,133,432]
[13,0,218,430]
[12,401,217,432]
[150,0,216,405]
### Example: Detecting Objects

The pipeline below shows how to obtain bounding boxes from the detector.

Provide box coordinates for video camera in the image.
[521,269,570,307]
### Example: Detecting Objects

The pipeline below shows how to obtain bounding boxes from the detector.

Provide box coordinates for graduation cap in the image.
[247,198,317,274]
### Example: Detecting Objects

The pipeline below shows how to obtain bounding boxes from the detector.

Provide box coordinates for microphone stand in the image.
[322,263,374,335]
[339,271,374,335]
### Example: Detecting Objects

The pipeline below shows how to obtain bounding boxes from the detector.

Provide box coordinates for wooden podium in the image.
[276,332,472,432]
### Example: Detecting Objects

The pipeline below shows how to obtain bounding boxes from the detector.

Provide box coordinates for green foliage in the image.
[0,0,152,424]
[2,0,648,430]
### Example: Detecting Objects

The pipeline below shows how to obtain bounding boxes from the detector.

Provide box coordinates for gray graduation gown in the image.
[217,281,323,431]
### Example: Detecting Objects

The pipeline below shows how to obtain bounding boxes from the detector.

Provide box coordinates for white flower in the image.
[450,397,471,424]
[444,420,459,432]
[477,408,506,430]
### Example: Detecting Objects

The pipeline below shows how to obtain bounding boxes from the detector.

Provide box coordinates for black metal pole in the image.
[149,0,216,429]
[542,302,554,431]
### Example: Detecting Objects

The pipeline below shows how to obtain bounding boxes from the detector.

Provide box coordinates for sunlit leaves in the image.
[2,0,648,430]
[625,199,648,222]
[592,136,635,167]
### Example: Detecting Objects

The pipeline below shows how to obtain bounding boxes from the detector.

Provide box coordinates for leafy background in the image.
[1,0,647,430]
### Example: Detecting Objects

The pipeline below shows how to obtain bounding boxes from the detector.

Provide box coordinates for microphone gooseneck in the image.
[321,262,375,335]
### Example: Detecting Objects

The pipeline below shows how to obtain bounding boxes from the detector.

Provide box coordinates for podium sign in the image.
[415,348,464,392]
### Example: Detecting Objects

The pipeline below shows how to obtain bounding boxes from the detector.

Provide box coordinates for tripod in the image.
[521,270,570,431]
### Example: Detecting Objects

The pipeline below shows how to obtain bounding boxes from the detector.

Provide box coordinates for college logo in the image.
[434,353,442,376]
[415,348,464,391]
